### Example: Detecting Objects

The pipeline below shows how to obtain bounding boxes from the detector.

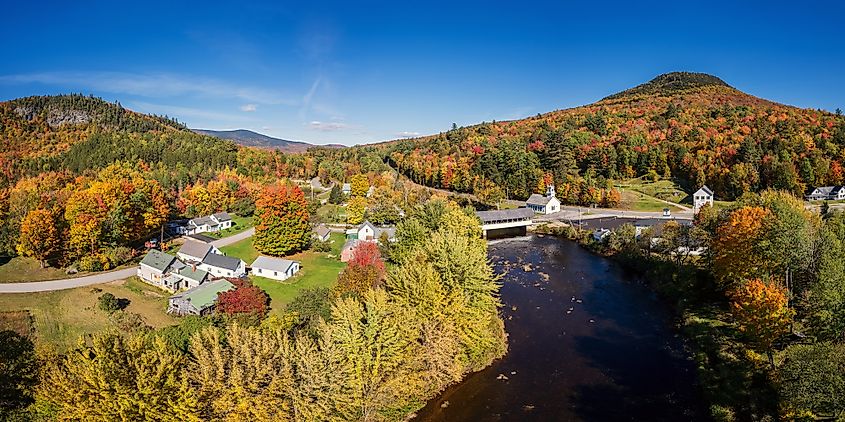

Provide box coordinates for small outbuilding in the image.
[313,224,332,242]
[250,256,301,281]
[167,279,235,316]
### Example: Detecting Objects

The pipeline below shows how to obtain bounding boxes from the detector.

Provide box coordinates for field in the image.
[207,214,254,239]
[220,232,347,314]
[614,177,691,212]
[0,257,75,283]
[316,204,347,224]
[0,277,177,351]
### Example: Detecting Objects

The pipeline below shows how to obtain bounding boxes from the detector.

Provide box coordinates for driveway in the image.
[0,228,255,293]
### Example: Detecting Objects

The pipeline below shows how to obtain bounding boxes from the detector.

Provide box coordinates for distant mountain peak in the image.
[603,72,733,100]
[193,128,344,153]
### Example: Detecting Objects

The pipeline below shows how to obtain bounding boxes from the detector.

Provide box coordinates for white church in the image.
[526,185,561,214]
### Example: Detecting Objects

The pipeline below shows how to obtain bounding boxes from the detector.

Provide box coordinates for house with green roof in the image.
[137,249,179,289]
[167,279,235,316]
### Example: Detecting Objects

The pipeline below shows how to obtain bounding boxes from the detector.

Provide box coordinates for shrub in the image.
[311,239,331,253]
[97,293,120,313]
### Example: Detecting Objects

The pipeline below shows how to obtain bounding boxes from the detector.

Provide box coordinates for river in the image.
[416,235,707,421]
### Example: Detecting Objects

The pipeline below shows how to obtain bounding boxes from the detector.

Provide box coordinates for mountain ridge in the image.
[193,128,344,153]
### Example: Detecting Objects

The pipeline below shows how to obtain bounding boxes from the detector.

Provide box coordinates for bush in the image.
[109,311,150,333]
[102,246,133,267]
[778,343,845,418]
[78,254,107,272]
[97,293,120,313]
[311,239,331,253]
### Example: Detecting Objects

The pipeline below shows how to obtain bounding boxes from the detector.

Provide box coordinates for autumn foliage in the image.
[730,278,794,363]
[333,241,386,299]
[16,209,59,268]
[253,183,310,256]
[713,206,770,288]
[216,278,270,317]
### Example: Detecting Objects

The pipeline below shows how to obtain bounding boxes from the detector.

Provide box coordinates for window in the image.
[274,271,278,276]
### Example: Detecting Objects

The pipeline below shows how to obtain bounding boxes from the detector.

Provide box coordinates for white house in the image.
[693,185,714,211]
[177,240,221,263]
[526,185,561,214]
[186,212,234,234]
[250,256,301,281]
[347,221,396,242]
[806,186,845,201]
[313,224,331,242]
[198,253,246,278]
[137,249,178,288]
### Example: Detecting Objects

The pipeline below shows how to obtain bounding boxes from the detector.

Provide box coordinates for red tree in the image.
[333,241,386,299]
[216,278,269,317]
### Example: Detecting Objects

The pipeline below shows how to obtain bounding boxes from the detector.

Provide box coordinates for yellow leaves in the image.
[17,208,59,266]
[729,278,793,354]
[713,206,770,287]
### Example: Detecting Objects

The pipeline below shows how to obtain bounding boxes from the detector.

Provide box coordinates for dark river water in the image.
[416,235,707,421]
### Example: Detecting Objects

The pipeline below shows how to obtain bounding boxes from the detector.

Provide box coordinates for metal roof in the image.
[202,253,243,271]
[140,249,176,272]
[171,279,235,311]
[178,240,212,261]
[251,256,299,273]
[475,207,535,224]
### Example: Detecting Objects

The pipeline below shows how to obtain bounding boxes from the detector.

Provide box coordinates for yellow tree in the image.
[712,206,769,288]
[347,196,367,225]
[730,278,794,365]
[17,208,59,268]
[350,174,369,198]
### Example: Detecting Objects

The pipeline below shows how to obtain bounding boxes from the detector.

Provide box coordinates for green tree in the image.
[328,183,344,204]
[778,343,845,419]
[806,212,845,340]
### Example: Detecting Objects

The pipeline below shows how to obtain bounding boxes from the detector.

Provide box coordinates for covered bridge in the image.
[476,208,534,239]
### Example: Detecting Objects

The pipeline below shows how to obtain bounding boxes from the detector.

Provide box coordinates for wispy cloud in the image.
[396,131,420,138]
[308,120,349,131]
[0,71,297,105]
[240,104,257,112]
[129,101,258,124]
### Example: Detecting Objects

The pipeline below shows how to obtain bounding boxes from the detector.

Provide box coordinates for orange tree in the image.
[253,183,310,256]
[712,206,769,288]
[730,278,794,365]
[16,208,59,268]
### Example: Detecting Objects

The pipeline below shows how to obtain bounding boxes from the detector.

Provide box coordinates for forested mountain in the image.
[194,128,342,153]
[384,72,845,204]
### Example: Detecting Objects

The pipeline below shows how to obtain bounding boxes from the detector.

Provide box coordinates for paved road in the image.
[0,228,255,294]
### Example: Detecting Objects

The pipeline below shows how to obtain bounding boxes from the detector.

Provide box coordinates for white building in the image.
[198,253,246,278]
[806,186,845,201]
[526,185,561,214]
[177,240,221,263]
[693,186,714,211]
[186,212,234,235]
[346,221,396,242]
[250,256,301,281]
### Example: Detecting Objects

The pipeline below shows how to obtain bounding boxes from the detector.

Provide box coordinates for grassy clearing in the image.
[207,214,254,239]
[0,277,177,351]
[317,204,347,224]
[616,177,690,204]
[222,233,347,314]
[620,190,685,212]
[0,257,73,283]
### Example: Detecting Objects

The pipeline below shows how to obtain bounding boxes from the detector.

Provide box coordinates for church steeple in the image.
[546,184,556,198]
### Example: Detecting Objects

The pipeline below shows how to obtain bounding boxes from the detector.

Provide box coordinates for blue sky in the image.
[1,1,843,145]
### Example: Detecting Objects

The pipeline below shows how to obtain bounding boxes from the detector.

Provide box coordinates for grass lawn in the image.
[620,190,685,212]
[615,177,690,204]
[0,257,73,283]
[221,232,347,314]
[208,214,254,239]
[317,203,347,224]
[0,276,177,351]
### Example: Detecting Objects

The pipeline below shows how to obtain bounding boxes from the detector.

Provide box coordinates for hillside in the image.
[382,72,845,204]
[193,128,342,153]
